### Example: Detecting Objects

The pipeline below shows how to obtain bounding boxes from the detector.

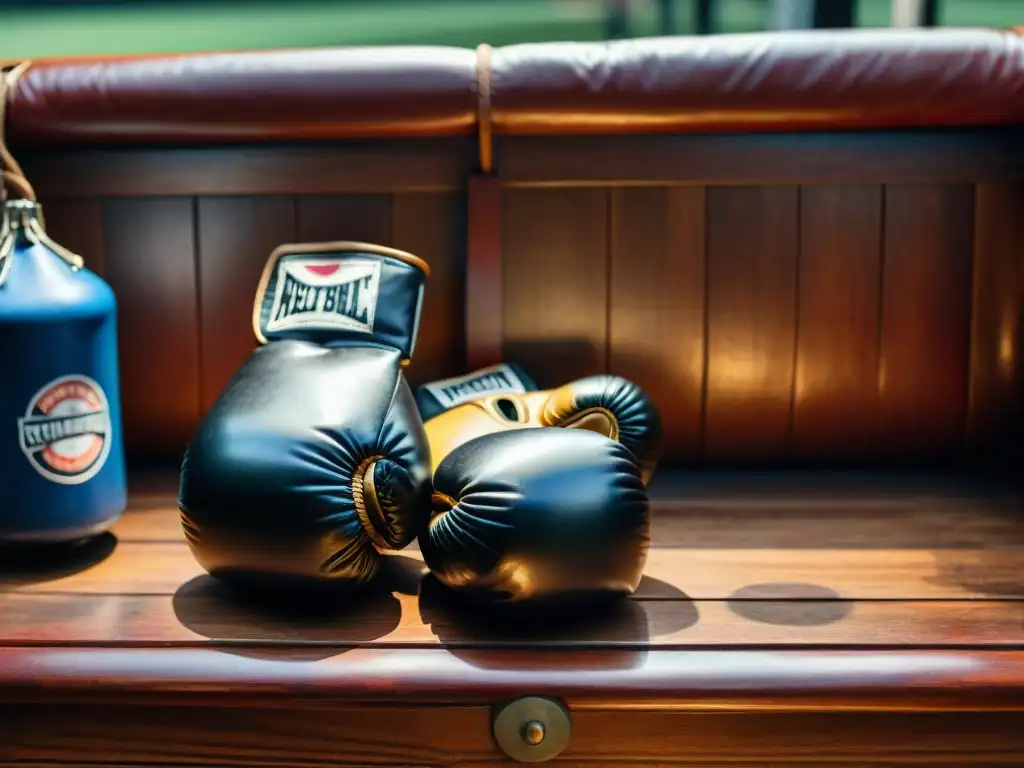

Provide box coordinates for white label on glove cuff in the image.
[18,374,112,485]
[423,364,529,409]
[267,257,380,336]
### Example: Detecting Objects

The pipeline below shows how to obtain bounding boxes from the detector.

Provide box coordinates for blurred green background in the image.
[0,0,1019,59]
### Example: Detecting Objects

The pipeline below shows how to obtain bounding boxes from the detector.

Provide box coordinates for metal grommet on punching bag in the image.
[0,64,127,547]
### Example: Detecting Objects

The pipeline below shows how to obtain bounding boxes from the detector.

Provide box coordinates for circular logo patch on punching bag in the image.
[18,375,112,485]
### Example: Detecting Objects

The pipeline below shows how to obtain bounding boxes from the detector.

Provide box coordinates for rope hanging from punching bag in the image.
[0,61,84,283]
[0,63,21,287]
[0,61,36,202]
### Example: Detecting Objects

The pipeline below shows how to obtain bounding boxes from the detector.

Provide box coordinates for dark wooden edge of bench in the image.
[2,647,1023,710]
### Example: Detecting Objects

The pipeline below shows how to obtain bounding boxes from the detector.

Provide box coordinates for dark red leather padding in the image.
[6,27,1024,147]
[487,27,1024,135]
[6,46,479,145]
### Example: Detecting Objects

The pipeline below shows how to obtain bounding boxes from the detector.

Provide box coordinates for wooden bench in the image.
[4,25,1024,767]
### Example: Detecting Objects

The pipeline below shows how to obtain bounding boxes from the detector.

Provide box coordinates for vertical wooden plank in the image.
[464,175,503,371]
[391,191,466,387]
[879,184,974,461]
[704,186,799,461]
[295,195,392,245]
[792,185,883,460]
[37,197,104,275]
[968,183,1024,459]
[102,198,198,459]
[610,186,705,463]
[501,188,608,385]
[196,196,295,413]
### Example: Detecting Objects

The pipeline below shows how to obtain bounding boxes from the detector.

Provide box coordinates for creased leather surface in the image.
[489,27,1024,134]
[7,46,478,145]
[7,27,1024,146]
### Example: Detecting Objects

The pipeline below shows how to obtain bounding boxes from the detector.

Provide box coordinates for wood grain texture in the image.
[2,471,1024,653]
[101,198,199,458]
[969,183,1024,458]
[879,185,975,461]
[3,470,1023,654]
[704,186,799,461]
[501,187,609,384]
[5,589,1024,647]
[295,194,392,244]
[19,145,1024,472]
[110,473,1024,549]
[3,703,494,766]
[36,196,104,275]
[5,703,1024,765]
[792,185,883,459]
[495,130,1024,186]
[17,140,475,197]
[196,196,295,412]
[557,710,1024,764]
[465,175,503,370]
[610,186,706,462]
[392,191,466,386]
[109,464,1024,543]
[5,539,1024,602]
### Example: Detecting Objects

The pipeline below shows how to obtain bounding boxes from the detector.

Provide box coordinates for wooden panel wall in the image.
[23,140,471,459]
[496,131,1024,468]
[17,131,1024,467]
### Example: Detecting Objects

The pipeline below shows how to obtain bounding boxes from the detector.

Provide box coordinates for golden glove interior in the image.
[417,366,664,485]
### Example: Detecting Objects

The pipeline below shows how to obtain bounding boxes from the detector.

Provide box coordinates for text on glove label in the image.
[422,363,528,408]
[18,374,112,485]
[267,256,380,335]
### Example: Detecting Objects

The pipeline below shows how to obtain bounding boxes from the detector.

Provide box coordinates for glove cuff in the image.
[353,455,420,551]
[415,362,537,421]
[252,241,429,360]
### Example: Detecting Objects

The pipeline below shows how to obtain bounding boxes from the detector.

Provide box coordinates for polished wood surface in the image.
[495,130,1024,185]
[793,185,881,459]
[704,185,798,460]
[16,130,1024,466]
[879,184,974,460]
[4,470,1024,766]
[465,174,502,370]
[969,182,1024,462]
[4,702,1024,767]
[17,140,474,197]
[609,186,705,461]
[2,470,1024,706]
[102,198,200,457]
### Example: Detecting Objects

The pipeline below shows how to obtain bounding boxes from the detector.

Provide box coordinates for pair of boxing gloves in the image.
[178,242,663,609]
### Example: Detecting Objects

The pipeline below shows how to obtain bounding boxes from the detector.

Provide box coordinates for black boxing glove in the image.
[178,242,432,593]
[420,428,650,609]
[416,364,664,484]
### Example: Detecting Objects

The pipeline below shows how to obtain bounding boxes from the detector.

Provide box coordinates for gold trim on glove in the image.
[352,455,391,551]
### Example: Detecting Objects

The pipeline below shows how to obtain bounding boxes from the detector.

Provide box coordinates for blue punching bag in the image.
[0,197,127,545]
